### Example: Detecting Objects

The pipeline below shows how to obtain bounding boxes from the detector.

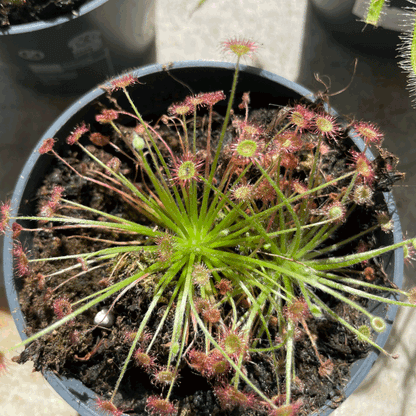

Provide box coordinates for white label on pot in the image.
[68,30,103,57]
[26,49,113,85]
[17,50,45,61]
[28,64,63,74]
[353,0,405,32]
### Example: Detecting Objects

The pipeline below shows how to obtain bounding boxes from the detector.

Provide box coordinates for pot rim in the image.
[2,60,404,416]
[0,0,108,35]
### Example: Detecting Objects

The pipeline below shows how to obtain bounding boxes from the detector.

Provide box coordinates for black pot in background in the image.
[310,0,409,56]
[0,0,156,95]
[3,61,404,415]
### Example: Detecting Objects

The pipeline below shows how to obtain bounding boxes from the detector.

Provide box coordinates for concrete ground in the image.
[1,0,416,415]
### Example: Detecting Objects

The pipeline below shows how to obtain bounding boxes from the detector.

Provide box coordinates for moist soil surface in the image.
[0,0,90,28]
[13,105,400,416]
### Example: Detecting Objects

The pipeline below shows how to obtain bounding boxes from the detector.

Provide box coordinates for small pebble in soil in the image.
[94,308,115,327]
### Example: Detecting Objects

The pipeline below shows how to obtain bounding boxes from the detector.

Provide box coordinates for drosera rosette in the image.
[2,38,416,416]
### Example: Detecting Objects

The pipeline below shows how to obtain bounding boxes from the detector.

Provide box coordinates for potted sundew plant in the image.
[2,39,416,416]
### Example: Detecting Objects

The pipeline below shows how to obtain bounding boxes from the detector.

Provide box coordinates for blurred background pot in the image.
[3,61,404,415]
[309,0,408,56]
[0,0,156,95]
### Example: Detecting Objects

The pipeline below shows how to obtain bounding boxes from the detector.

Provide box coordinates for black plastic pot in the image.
[0,0,156,94]
[310,0,409,56]
[3,61,404,415]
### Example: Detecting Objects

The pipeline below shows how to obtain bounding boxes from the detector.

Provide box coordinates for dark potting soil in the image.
[13,105,400,416]
[0,0,90,28]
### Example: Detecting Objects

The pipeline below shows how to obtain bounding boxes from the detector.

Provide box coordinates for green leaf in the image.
[398,7,416,106]
[365,0,386,26]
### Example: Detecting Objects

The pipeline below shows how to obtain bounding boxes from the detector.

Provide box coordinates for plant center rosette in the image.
[2,47,416,416]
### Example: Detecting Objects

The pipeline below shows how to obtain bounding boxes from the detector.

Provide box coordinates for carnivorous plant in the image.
[2,39,416,416]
